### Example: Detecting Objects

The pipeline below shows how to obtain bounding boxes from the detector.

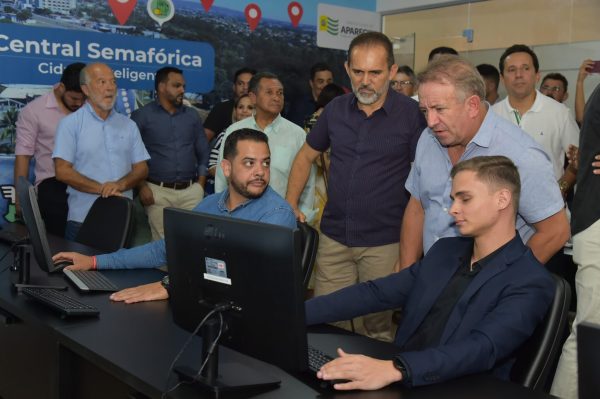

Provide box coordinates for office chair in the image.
[510,273,571,391]
[297,222,319,290]
[74,196,134,253]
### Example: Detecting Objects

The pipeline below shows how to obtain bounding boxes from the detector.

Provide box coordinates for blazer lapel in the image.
[439,237,526,342]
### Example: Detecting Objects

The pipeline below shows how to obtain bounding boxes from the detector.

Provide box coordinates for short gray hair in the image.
[417,55,486,102]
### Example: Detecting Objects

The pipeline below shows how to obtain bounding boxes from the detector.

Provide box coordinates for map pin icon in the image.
[244,3,262,32]
[201,0,214,12]
[108,0,137,25]
[146,0,175,27]
[287,1,303,27]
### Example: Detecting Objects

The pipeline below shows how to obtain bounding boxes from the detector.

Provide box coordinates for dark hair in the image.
[428,46,458,61]
[154,66,183,91]
[418,55,485,102]
[348,31,394,68]
[248,71,279,94]
[234,93,250,107]
[541,72,568,92]
[60,62,86,93]
[310,62,333,80]
[316,83,345,109]
[476,64,500,89]
[397,65,416,84]
[451,155,521,215]
[499,44,539,74]
[233,67,256,83]
[223,128,269,161]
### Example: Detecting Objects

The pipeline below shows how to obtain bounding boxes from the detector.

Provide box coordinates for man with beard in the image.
[286,32,426,342]
[14,62,86,236]
[53,63,150,240]
[131,67,208,241]
[53,129,297,303]
[215,71,316,222]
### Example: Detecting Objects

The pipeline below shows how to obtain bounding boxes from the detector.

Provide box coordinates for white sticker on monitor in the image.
[204,257,231,285]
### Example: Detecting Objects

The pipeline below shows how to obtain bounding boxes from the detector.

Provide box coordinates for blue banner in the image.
[0,24,214,92]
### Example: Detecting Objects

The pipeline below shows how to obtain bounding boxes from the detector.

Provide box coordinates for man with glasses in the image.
[540,72,569,103]
[492,44,579,197]
[391,65,416,98]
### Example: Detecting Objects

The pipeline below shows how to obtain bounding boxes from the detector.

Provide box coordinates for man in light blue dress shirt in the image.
[397,55,569,270]
[53,63,150,240]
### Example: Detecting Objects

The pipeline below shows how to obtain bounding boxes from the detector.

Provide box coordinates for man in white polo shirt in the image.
[492,44,579,197]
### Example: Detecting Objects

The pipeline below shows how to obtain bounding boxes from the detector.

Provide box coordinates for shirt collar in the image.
[153,100,184,115]
[83,101,115,121]
[505,90,543,114]
[45,87,61,111]
[350,88,396,116]
[251,113,282,131]
[469,103,496,148]
[216,188,256,213]
[465,233,518,272]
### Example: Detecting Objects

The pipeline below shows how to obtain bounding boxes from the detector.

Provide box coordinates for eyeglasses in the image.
[391,80,414,87]
[540,85,563,93]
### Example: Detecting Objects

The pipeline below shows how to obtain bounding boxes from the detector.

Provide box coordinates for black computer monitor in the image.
[16,176,63,273]
[164,208,307,392]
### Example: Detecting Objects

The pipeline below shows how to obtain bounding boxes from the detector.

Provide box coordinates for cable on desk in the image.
[161,308,225,398]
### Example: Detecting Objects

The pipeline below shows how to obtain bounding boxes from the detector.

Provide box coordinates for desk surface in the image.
[0,237,556,399]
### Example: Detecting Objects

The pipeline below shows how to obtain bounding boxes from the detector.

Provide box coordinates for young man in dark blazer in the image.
[305,155,555,390]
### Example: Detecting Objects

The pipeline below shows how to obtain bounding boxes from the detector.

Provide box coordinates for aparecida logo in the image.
[319,15,339,36]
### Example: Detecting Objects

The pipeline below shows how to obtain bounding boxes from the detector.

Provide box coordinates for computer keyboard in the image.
[63,269,119,292]
[307,346,334,373]
[21,287,99,317]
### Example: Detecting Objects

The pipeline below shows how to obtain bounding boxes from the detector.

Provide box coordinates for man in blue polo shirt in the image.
[132,66,209,241]
[397,55,569,270]
[286,32,427,342]
[53,129,296,303]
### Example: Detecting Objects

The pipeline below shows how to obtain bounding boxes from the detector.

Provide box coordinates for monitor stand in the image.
[175,313,281,397]
[11,243,67,291]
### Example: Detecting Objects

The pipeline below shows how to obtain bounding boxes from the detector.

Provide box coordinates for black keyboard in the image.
[307,346,334,373]
[21,287,99,317]
[63,269,119,292]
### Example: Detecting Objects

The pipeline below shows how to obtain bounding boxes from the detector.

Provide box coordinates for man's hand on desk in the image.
[109,281,168,304]
[316,348,402,390]
[52,252,94,270]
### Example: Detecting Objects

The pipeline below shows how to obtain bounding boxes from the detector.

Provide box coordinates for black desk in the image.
[0,237,556,399]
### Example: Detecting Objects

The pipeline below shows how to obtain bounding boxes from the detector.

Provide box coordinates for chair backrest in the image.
[75,196,134,253]
[510,273,571,391]
[297,222,319,290]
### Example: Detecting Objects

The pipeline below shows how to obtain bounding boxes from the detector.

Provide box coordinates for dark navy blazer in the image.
[305,235,555,387]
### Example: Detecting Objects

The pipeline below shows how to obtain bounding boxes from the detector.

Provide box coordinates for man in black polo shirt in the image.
[287,32,426,342]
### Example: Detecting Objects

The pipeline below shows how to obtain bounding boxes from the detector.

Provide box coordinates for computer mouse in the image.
[54,260,74,268]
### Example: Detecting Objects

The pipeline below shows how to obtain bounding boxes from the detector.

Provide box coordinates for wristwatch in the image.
[160,275,170,292]
[558,179,569,193]
[392,356,410,382]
